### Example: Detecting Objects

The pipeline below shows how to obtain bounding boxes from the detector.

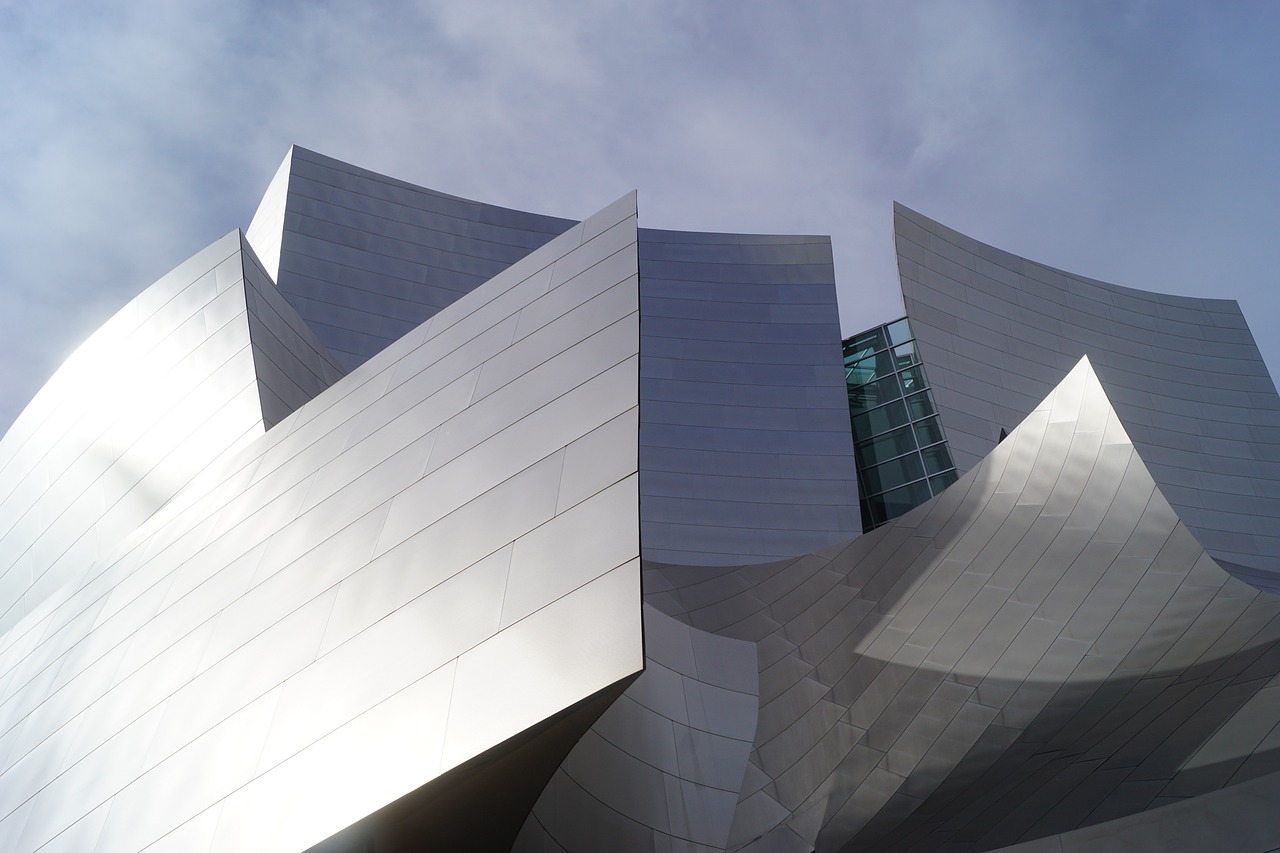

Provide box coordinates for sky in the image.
[1,0,1278,434]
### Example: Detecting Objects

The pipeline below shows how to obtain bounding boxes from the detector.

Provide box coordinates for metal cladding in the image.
[638,228,858,565]
[4,147,1280,853]
[637,358,1280,852]
[515,605,759,850]
[0,232,343,640]
[245,146,859,566]
[0,194,643,852]
[895,203,1280,587]
[245,147,574,373]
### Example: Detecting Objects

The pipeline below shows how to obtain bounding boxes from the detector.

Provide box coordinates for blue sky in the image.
[2,1,1278,433]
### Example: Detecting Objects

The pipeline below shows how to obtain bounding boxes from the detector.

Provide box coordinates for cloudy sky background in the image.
[1,1,1278,433]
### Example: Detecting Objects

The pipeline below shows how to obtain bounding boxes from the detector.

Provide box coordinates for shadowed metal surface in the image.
[245,147,574,373]
[0,194,643,852]
[638,358,1280,852]
[514,605,759,852]
[9,144,1280,853]
[246,147,859,566]
[991,768,1280,853]
[895,203,1280,585]
[638,228,858,565]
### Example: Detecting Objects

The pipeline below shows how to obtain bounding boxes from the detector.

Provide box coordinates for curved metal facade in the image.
[895,203,1280,586]
[245,146,859,566]
[514,605,759,851]
[245,147,574,372]
[628,357,1280,851]
[0,195,643,852]
[5,150,1280,853]
[0,232,343,640]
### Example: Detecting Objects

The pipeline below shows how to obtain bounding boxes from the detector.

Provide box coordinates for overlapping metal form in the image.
[0,232,343,640]
[245,147,859,567]
[641,358,1280,851]
[0,192,643,852]
[895,203,1280,587]
[4,150,1280,853]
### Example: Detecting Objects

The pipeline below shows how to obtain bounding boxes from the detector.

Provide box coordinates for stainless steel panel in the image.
[0,190,643,853]
[897,203,1280,584]
[631,357,1280,851]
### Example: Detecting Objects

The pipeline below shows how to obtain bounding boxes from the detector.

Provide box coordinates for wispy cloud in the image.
[3,1,1279,431]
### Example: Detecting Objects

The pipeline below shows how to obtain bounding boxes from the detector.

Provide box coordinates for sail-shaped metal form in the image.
[0,193,643,853]
[895,203,1280,589]
[3,151,1280,852]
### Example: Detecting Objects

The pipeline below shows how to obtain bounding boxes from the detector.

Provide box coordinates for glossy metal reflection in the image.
[0,195,643,853]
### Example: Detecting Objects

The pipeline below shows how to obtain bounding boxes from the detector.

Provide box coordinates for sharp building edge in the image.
[895,202,1280,587]
[0,150,1278,852]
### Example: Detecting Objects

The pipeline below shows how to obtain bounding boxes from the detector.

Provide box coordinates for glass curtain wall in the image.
[844,318,958,529]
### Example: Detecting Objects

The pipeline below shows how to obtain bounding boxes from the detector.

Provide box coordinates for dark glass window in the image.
[848,373,902,413]
[905,389,936,421]
[856,425,917,467]
[870,480,932,521]
[921,444,955,476]
[861,453,925,495]
[914,416,945,447]
[852,400,908,436]
[844,317,957,530]
[844,327,887,356]
[899,364,926,393]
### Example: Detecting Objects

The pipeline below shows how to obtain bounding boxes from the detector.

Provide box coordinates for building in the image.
[0,149,1278,852]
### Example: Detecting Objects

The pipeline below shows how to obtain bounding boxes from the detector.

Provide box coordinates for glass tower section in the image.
[844,318,958,529]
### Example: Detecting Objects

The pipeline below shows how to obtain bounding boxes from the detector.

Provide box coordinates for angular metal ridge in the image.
[895,203,1280,586]
[0,231,342,638]
[629,357,1280,852]
[0,194,643,852]
[243,146,858,567]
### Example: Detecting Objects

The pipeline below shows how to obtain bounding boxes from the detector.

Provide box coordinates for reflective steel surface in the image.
[0,193,643,852]
[5,149,1280,853]
[245,147,860,567]
[896,203,1280,587]
[636,358,1280,851]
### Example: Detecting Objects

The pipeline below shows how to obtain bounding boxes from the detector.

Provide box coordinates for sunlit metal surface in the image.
[0,232,342,641]
[0,194,642,852]
[514,604,759,851]
[6,147,1280,853]
[635,358,1280,851]
[244,147,859,566]
[895,203,1280,586]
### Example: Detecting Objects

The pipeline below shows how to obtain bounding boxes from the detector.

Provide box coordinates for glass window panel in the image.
[856,425,917,467]
[855,348,896,381]
[844,328,887,357]
[898,364,926,393]
[860,500,879,530]
[886,318,913,347]
[905,389,936,421]
[845,350,896,386]
[843,346,876,371]
[861,452,925,495]
[852,400,908,439]
[846,362,873,386]
[892,341,920,371]
[848,373,902,413]
[914,416,945,447]
[929,470,958,494]
[921,444,955,476]
[876,480,932,519]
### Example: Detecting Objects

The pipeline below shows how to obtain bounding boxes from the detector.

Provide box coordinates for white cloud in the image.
[2,1,1280,432]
